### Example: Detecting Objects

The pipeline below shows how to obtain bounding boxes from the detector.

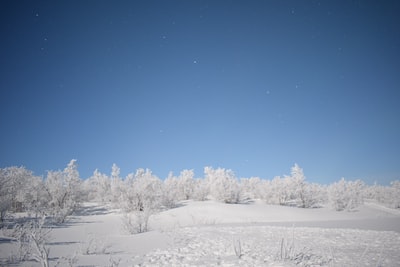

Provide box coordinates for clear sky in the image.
[1,1,399,184]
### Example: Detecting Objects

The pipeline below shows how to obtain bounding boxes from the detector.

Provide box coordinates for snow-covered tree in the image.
[240,177,264,200]
[390,180,400,209]
[263,164,323,208]
[161,170,195,207]
[328,178,365,211]
[44,170,71,222]
[205,167,242,204]
[177,169,195,200]
[11,216,51,267]
[87,169,111,203]
[367,180,400,209]
[290,164,306,206]
[0,167,15,222]
[110,163,123,205]
[22,175,48,218]
[119,168,163,235]
[290,164,323,208]
[0,166,44,222]
[120,168,163,212]
[44,160,82,223]
[63,159,82,203]
[267,176,289,205]
[162,172,180,208]
[192,178,209,201]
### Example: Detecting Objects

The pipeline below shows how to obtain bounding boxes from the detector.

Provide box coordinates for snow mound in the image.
[1,201,400,267]
[134,225,400,266]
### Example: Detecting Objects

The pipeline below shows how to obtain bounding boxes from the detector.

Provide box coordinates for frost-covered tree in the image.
[240,177,264,200]
[290,164,306,206]
[120,168,163,212]
[22,175,48,218]
[177,169,195,200]
[119,168,162,235]
[110,163,123,205]
[87,169,111,203]
[162,172,180,209]
[390,180,400,209]
[0,166,44,222]
[0,167,15,222]
[263,164,323,208]
[12,216,51,267]
[64,159,82,202]
[44,170,70,222]
[192,178,209,201]
[267,176,289,205]
[161,170,194,207]
[44,160,82,223]
[303,182,326,208]
[205,167,242,204]
[264,173,302,206]
[367,180,400,209]
[290,164,323,208]
[328,178,365,211]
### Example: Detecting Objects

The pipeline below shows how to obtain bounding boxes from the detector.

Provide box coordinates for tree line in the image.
[1,160,399,225]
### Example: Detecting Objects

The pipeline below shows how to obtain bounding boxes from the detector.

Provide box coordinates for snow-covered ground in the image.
[1,200,400,266]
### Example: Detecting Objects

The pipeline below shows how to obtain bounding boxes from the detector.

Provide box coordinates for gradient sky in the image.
[1,1,399,184]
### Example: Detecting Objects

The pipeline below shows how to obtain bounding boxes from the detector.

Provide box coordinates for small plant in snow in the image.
[80,234,95,255]
[80,233,110,255]
[122,209,152,234]
[108,255,121,267]
[275,228,332,266]
[278,236,296,261]
[54,253,78,267]
[233,238,243,259]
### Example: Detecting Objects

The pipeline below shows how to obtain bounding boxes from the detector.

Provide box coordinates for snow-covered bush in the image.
[79,233,110,255]
[11,216,51,267]
[263,164,324,208]
[328,178,365,211]
[120,168,163,212]
[205,166,242,204]
[366,181,400,209]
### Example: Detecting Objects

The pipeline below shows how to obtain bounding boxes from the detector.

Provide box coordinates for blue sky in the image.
[1,1,399,184]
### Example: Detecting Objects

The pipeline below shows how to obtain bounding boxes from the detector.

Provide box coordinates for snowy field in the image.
[1,200,400,267]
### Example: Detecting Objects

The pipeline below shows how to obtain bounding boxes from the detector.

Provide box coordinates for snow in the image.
[1,200,400,266]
